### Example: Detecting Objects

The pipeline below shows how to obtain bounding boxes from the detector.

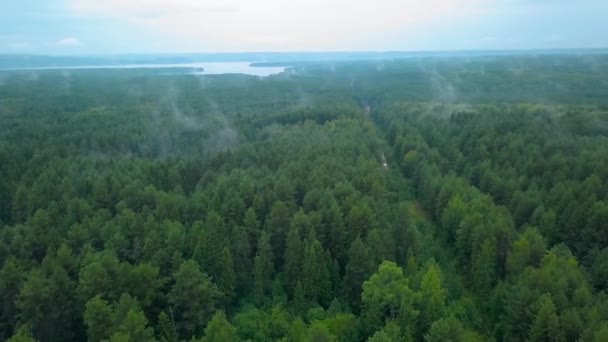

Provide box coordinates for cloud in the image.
[64,0,608,52]
[55,37,81,46]
[70,0,239,14]
[68,0,484,51]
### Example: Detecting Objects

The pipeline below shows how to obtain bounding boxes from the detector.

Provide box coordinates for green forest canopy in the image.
[1,54,608,341]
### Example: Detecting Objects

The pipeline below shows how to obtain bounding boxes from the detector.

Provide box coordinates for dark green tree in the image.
[253,231,274,305]
[302,238,332,306]
[202,311,239,342]
[528,294,565,342]
[84,295,113,342]
[283,226,303,297]
[342,237,374,311]
[168,260,220,338]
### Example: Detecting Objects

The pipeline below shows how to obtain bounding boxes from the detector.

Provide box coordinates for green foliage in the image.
[168,260,220,338]
[528,295,565,342]
[424,316,467,342]
[0,259,23,340]
[202,311,239,342]
[157,311,178,342]
[367,321,405,342]
[233,305,290,341]
[361,261,418,336]
[218,247,236,306]
[283,226,303,298]
[287,318,308,342]
[2,56,608,341]
[84,295,113,342]
[253,231,274,305]
[342,237,374,311]
[418,262,447,334]
[6,325,35,342]
[302,238,332,306]
[472,238,497,298]
[83,294,155,342]
[110,308,156,342]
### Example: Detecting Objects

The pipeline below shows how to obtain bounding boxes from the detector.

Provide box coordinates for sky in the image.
[1,0,607,55]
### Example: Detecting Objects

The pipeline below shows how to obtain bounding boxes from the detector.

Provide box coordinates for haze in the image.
[1,0,608,54]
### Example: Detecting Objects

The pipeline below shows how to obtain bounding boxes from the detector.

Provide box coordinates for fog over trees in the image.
[1,54,608,341]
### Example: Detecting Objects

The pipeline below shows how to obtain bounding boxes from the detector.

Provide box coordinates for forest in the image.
[1,54,608,341]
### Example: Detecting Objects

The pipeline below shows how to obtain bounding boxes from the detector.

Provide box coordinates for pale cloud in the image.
[68,0,485,51]
[70,0,239,14]
[55,37,82,46]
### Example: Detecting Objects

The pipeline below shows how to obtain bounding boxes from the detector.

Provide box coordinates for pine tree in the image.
[342,237,374,311]
[7,326,35,342]
[218,247,236,307]
[347,204,374,239]
[419,262,447,335]
[405,249,419,277]
[84,295,113,342]
[325,204,347,265]
[168,260,220,338]
[393,202,411,266]
[283,226,303,297]
[110,309,156,342]
[287,318,309,342]
[292,281,308,314]
[361,261,417,337]
[0,259,23,340]
[253,231,274,305]
[267,201,291,267]
[192,211,226,282]
[330,259,341,299]
[11,184,29,224]
[424,316,466,342]
[472,238,497,299]
[243,207,260,241]
[302,239,332,306]
[202,311,239,342]
[157,311,178,342]
[368,322,404,342]
[529,295,565,342]
[232,229,252,296]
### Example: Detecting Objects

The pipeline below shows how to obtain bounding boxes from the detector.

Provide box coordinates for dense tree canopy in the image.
[1,54,608,340]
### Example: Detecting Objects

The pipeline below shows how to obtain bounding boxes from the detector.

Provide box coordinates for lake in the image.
[0,62,288,77]
[189,62,287,76]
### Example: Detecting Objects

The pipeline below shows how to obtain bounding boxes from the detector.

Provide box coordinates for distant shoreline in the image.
[1,48,607,69]
[0,62,286,77]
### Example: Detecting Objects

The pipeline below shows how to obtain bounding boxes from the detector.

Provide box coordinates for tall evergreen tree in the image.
[302,238,332,306]
[157,311,178,342]
[253,231,274,305]
[218,247,236,308]
[192,211,226,282]
[202,311,239,342]
[529,295,565,342]
[342,237,374,311]
[168,260,220,338]
[472,238,497,299]
[418,262,447,335]
[0,259,23,340]
[84,295,113,342]
[283,226,303,297]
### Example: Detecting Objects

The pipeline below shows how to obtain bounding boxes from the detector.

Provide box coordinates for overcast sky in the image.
[1,0,607,54]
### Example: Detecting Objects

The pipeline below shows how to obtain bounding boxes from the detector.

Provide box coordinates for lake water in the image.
[1,62,288,77]
[190,62,287,76]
